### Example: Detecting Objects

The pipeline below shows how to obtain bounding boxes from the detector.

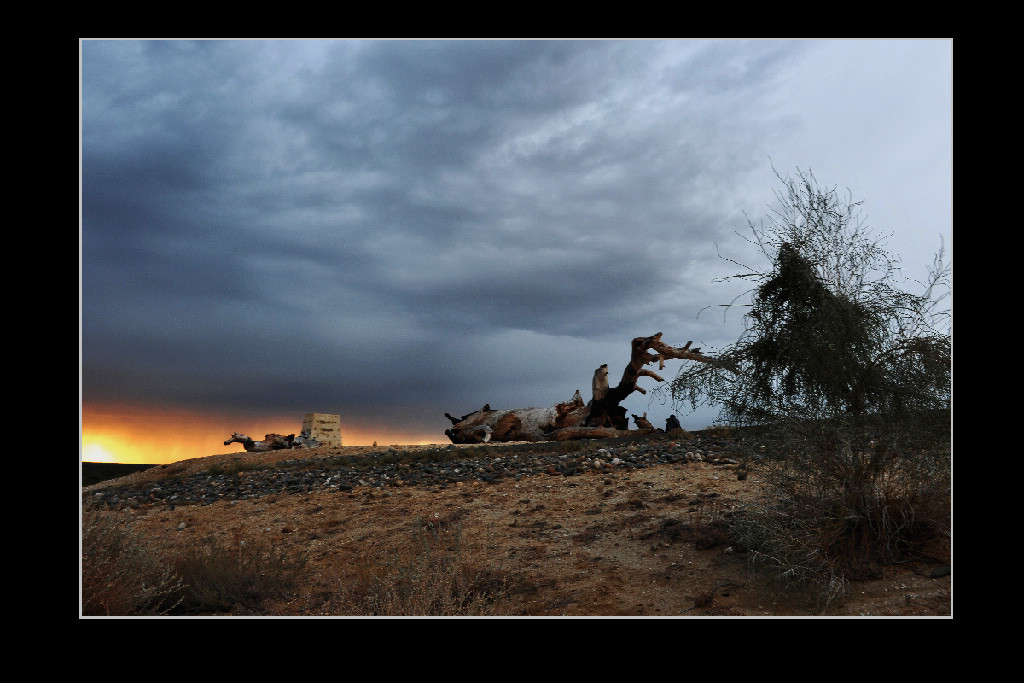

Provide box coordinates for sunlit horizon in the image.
[80,402,447,465]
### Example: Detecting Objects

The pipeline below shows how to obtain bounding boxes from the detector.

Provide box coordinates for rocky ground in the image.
[82,431,952,617]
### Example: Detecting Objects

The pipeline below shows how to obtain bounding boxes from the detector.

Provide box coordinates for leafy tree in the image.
[667,167,951,600]
[670,166,950,432]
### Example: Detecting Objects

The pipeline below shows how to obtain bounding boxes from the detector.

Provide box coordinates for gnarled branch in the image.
[586,333,717,430]
[444,333,720,443]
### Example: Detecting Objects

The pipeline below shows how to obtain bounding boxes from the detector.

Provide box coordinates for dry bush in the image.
[169,530,308,615]
[730,420,950,611]
[665,167,950,610]
[334,519,515,616]
[81,505,182,616]
[729,501,851,610]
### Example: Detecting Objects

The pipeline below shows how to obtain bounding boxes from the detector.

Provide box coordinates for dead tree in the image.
[444,333,719,443]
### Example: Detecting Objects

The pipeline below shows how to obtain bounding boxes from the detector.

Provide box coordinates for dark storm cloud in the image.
[79,39,802,420]
[81,39,950,434]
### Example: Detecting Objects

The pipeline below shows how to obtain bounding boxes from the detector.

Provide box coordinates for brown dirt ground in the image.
[83,442,952,618]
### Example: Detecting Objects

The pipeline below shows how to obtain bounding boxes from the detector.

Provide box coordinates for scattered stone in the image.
[83,432,762,510]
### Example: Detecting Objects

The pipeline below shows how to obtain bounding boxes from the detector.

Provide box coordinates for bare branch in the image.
[444,333,722,442]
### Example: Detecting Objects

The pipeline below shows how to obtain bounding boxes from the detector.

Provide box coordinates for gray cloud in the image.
[80,39,951,436]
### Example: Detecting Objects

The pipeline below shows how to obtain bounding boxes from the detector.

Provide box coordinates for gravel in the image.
[85,434,757,511]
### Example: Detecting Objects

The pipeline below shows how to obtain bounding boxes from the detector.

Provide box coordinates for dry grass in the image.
[82,504,519,616]
[82,434,951,617]
[728,425,951,610]
[329,518,518,616]
[81,505,183,616]
[169,530,309,615]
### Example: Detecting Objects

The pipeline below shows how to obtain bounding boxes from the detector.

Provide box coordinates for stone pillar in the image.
[302,413,342,447]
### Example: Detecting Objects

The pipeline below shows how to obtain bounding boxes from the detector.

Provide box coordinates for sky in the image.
[80,38,952,464]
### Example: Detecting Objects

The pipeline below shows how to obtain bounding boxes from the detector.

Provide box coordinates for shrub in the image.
[336,519,513,616]
[702,424,733,439]
[169,532,308,615]
[81,505,182,616]
[730,414,950,609]
[729,502,850,610]
[667,166,951,606]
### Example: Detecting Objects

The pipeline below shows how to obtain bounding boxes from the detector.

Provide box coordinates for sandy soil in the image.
[84,442,952,617]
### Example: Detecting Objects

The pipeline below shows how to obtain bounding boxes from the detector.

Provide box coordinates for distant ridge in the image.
[82,462,156,487]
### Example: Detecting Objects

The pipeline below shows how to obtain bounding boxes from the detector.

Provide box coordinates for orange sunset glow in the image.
[80,403,445,465]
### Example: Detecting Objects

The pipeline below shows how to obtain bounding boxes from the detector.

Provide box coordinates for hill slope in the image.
[82,433,951,617]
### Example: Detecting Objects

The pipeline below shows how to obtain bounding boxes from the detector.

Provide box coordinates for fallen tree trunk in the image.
[444,390,590,443]
[444,332,719,443]
[548,425,650,441]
